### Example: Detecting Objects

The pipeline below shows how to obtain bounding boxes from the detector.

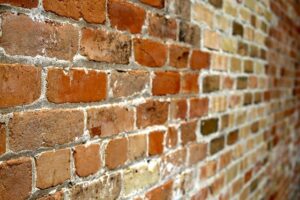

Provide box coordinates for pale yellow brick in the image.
[244,27,255,41]
[224,1,237,17]
[215,14,231,32]
[204,29,220,50]
[226,163,239,184]
[193,3,214,27]
[231,57,242,73]
[239,7,251,22]
[211,96,227,113]
[212,54,228,71]
[245,0,255,10]
[221,36,237,53]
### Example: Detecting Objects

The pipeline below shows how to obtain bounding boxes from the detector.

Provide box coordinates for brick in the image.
[0,157,32,200]
[108,0,146,34]
[179,22,200,47]
[244,93,252,105]
[231,57,242,72]
[219,150,232,169]
[145,180,173,200]
[148,13,177,40]
[74,144,101,177]
[190,50,210,70]
[134,38,167,67]
[210,136,225,155]
[152,71,180,95]
[149,131,164,156]
[137,100,169,128]
[181,73,199,94]
[0,0,37,8]
[9,109,84,151]
[171,99,187,120]
[71,173,121,200]
[233,21,244,36]
[211,54,228,71]
[237,77,248,89]
[37,191,64,200]
[200,160,217,179]
[191,187,208,200]
[169,45,189,68]
[180,121,197,145]
[87,106,134,137]
[189,143,207,165]
[208,0,223,8]
[166,126,178,148]
[221,37,237,53]
[36,149,70,189]
[227,129,239,145]
[0,13,79,60]
[43,0,105,24]
[201,118,219,135]
[203,75,220,93]
[0,123,5,155]
[47,68,107,103]
[193,3,213,27]
[123,160,160,196]
[105,138,128,169]
[128,134,147,161]
[223,76,234,89]
[139,0,164,8]
[190,98,209,118]
[204,30,220,50]
[110,70,149,98]
[0,63,41,108]
[211,96,227,113]
[244,60,254,73]
[80,28,131,64]
[167,0,191,20]
[162,148,186,177]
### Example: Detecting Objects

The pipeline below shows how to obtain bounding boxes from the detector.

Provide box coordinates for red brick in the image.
[223,76,234,89]
[149,131,164,156]
[145,180,173,200]
[36,149,70,189]
[137,100,169,128]
[0,0,38,8]
[139,0,164,8]
[128,134,147,161]
[110,70,149,98]
[0,123,5,155]
[190,50,210,70]
[181,121,197,145]
[166,126,178,148]
[189,143,207,165]
[169,45,189,68]
[181,72,199,94]
[190,98,209,118]
[0,63,41,108]
[0,13,79,60]
[134,38,167,67]
[148,13,177,40]
[43,0,105,24]
[105,138,128,169]
[108,0,145,34]
[9,109,84,151]
[171,99,187,120]
[47,68,107,103]
[152,71,180,95]
[0,157,32,200]
[37,191,64,200]
[74,144,101,177]
[80,28,131,64]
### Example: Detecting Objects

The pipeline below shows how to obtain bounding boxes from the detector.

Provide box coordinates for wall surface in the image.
[0,0,300,199]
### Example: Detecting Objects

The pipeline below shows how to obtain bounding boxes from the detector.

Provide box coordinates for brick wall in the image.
[0,0,300,199]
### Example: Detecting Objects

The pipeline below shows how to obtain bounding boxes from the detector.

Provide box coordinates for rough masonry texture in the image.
[0,0,299,200]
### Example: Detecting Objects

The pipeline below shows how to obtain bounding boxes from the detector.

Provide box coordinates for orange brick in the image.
[149,131,164,156]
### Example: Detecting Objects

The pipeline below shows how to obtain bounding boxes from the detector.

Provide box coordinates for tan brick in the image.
[204,30,220,50]
[180,121,197,145]
[193,3,213,27]
[105,138,128,169]
[128,134,147,161]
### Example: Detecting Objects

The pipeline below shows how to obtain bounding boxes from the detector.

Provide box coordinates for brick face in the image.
[148,13,177,40]
[0,0,38,8]
[105,138,128,169]
[152,71,180,95]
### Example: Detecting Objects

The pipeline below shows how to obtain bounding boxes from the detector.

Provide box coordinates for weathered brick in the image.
[47,68,107,103]
[0,13,79,60]
[137,100,169,128]
[181,73,199,94]
[36,149,70,189]
[149,131,164,156]
[171,99,187,120]
[71,173,121,200]
[148,13,177,40]
[161,148,186,177]
[0,157,32,200]
[134,38,167,67]
[80,28,131,64]
[87,106,134,137]
[201,118,219,135]
[233,21,244,36]
[166,126,178,148]
[180,121,197,145]
[139,0,164,8]
[190,50,210,70]
[203,75,220,93]
[145,180,173,200]
[152,71,180,95]
[43,0,105,23]
[0,123,5,155]
[190,98,209,118]
[237,77,248,89]
[244,93,252,105]
[179,22,200,47]
[128,134,147,161]
[9,109,84,151]
[227,129,239,145]
[108,0,146,34]
[0,0,38,8]
[189,143,207,165]
[74,144,101,177]
[169,45,189,68]
[210,136,225,155]
[105,138,128,169]
[0,63,41,108]
[167,0,191,20]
